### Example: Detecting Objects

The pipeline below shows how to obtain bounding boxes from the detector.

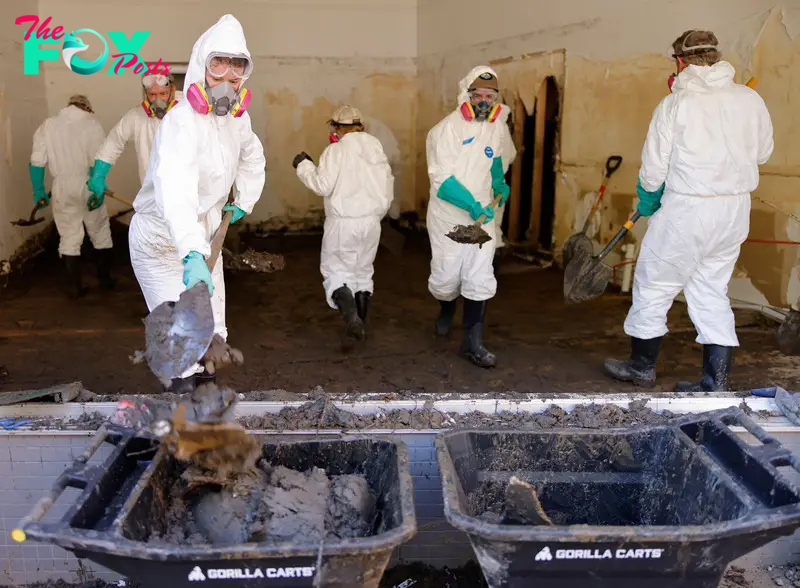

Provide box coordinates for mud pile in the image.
[239,398,675,431]
[150,461,376,546]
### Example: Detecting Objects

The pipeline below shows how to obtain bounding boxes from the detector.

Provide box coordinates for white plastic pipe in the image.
[621,243,636,293]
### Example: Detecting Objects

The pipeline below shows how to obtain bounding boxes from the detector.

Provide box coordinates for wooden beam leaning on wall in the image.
[526,78,548,245]
[508,92,526,243]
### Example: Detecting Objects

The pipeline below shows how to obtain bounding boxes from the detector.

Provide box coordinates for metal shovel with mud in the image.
[446,194,503,247]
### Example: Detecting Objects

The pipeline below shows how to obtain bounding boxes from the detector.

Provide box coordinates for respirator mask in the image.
[186,53,253,118]
[460,89,501,122]
[142,73,177,119]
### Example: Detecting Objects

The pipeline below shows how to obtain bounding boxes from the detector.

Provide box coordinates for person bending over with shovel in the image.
[604,30,773,392]
[29,95,113,298]
[292,105,395,350]
[425,66,515,368]
[128,14,266,393]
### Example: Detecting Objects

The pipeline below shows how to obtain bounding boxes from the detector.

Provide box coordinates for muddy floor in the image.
[0,226,797,398]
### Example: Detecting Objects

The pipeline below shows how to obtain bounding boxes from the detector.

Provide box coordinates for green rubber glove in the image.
[437,176,494,224]
[636,179,665,217]
[29,164,48,206]
[87,160,112,211]
[490,157,510,206]
[222,203,247,225]
[183,251,214,295]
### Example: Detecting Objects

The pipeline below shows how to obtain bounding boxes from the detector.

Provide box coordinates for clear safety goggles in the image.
[469,88,499,104]
[206,53,253,80]
[142,74,171,88]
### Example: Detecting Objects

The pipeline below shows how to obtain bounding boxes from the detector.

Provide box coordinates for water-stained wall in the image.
[416,1,800,308]
[31,0,418,227]
[0,0,49,264]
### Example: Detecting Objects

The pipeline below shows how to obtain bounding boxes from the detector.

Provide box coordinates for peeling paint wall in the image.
[32,0,418,227]
[0,0,49,264]
[416,1,800,308]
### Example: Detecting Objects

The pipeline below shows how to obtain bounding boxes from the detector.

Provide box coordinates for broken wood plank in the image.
[0,382,95,406]
[526,79,548,245]
[508,94,526,243]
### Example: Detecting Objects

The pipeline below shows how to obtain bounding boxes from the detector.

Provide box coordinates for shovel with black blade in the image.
[563,211,641,304]
[11,198,50,227]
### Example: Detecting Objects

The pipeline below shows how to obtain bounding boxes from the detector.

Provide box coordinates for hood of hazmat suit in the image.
[128,14,266,349]
[296,127,395,309]
[640,60,773,197]
[424,65,517,303]
[625,60,774,348]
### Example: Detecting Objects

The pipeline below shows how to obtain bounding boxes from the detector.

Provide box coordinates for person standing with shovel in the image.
[425,65,515,368]
[604,30,773,391]
[128,14,266,393]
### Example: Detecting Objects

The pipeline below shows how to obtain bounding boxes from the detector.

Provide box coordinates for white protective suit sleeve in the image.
[639,99,674,192]
[95,109,136,165]
[296,145,342,198]
[756,97,774,165]
[152,110,206,260]
[233,111,266,214]
[31,121,48,167]
[426,122,462,197]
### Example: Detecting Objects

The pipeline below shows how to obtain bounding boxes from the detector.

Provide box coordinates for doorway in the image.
[502,76,560,252]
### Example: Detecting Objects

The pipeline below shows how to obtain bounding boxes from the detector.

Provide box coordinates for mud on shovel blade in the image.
[446,193,503,248]
[143,283,214,385]
[142,208,233,385]
[564,211,640,304]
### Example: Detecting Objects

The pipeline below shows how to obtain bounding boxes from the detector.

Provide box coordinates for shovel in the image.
[11,198,50,227]
[446,193,503,247]
[141,206,234,386]
[562,155,623,267]
[563,211,641,304]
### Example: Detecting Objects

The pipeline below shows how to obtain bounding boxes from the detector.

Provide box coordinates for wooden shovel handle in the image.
[206,187,237,271]
[475,193,505,226]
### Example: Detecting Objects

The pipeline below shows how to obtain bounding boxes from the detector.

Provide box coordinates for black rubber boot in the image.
[96,248,116,291]
[63,255,84,299]
[355,291,371,323]
[460,299,496,368]
[604,337,662,388]
[331,286,365,345]
[435,299,458,337]
[674,345,733,392]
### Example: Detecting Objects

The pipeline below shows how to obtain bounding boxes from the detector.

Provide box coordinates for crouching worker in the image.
[425,65,515,368]
[604,30,773,391]
[293,105,394,349]
[128,14,266,392]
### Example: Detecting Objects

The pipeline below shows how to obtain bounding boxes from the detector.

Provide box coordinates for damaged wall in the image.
[31,0,418,228]
[0,0,49,265]
[416,1,800,308]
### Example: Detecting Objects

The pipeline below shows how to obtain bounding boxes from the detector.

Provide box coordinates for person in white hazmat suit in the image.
[86,73,178,208]
[426,66,515,368]
[604,30,774,392]
[293,105,394,348]
[128,14,266,392]
[29,94,113,299]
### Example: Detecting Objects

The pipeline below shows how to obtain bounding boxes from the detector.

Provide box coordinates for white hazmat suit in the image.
[95,106,160,184]
[31,106,111,257]
[624,60,774,347]
[128,14,266,377]
[425,65,516,302]
[296,132,394,309]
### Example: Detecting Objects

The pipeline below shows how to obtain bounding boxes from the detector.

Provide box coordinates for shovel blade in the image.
[446,223,492,246]
[143,283,215,385]
[10,218,44,227]
[563,247,613,304]
[561,232,592,269]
